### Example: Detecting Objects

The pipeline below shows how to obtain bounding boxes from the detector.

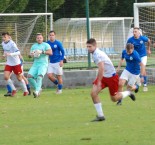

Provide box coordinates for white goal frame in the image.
[134,2,155,27]
[0,13,53,41]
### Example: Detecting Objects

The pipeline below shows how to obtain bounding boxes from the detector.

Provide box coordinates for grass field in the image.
[0,86,155,145]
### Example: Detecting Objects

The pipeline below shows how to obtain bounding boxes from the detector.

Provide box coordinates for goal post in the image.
[134,2,155,27]
[134,2,155,85]
[0,13,53,54]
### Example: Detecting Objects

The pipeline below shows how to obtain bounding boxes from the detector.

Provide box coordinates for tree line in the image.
[0,0,155,20]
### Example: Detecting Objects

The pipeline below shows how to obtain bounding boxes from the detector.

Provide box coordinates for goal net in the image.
[54,17,133,63]
[0,13,53,55]
[134,2,155,85]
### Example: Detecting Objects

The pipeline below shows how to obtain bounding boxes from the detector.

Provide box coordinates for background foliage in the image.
[0,0,155,20]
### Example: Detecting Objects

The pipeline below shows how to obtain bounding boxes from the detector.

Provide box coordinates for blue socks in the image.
[58,84,63,90]
[143,76,147,86]
[53,80,58,85]
[7,84,12,93]
[26,84,30,89]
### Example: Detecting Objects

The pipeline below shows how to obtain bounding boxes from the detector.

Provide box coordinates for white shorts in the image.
[120,69,140,87]
[141,56,147,66]
[47,62,63,75]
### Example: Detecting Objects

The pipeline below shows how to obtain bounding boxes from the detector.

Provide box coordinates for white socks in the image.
[19,79,28,92]
[121,91,131,98]
[94,103,104,117]
[7,79,16,90]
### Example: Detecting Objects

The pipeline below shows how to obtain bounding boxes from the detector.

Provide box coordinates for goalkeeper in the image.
[28,33,52,98]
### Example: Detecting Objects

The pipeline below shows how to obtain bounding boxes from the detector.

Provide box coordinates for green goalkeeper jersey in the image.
[30,42,51,66]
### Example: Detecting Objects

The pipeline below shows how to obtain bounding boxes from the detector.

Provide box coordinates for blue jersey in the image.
[47,40,65,63]
[127,36,149,57]
[122,49,141,75]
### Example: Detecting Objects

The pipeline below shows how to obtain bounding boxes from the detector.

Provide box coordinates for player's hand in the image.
[35,50,42,54]
[116,67,120,73]
[3,52,11,56]
[59,60,63,67]
[29,52,35,57]
[147,49,151,55]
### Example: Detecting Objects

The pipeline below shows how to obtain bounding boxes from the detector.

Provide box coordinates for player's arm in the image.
[10,42,20,56]
[4,50,20,56]
[41,43,52,55]
[29,45,35,58]
[43,48,52,55]
[59,42,65,67]
[147,38,151,55]
[4,42,20,56]
[116,58,124,73]
[19,54,24,62]
[97,61,104,87]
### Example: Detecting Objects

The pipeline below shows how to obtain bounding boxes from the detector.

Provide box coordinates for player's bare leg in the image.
[47,73,58,85]
[112,90,135,103]
[116,79,126,105]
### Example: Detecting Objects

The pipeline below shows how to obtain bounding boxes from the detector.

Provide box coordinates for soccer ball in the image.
[33,50,40,58]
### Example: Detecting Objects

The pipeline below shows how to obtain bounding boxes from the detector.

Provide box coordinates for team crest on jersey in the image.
[54,45,57,48]
[130,56,133,60]
[140,40,143,44]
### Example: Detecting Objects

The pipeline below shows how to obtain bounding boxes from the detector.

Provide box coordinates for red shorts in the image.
[4,64,23,75]
[93,74,119,96]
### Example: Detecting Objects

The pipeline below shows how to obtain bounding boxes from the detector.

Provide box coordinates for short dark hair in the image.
[133,27,140,30]
[49,30,56,34]
[2,32,10,36]
[36,33,42,36]
[126,43,134,51]
[86,38,97,46]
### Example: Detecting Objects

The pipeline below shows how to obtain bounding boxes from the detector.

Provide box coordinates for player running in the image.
[27,33,52,98]
[86,38,135,122]
[2,32,28,96]
[127,27,151,92]
[4,55,31,96]
[46,30,65,94]
[116,43,145,105]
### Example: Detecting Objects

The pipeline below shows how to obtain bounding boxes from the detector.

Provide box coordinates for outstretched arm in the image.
[116,58,124,73]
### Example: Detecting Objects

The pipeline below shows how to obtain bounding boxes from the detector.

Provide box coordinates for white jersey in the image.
[2,40,21,66]
[93,48,116,78]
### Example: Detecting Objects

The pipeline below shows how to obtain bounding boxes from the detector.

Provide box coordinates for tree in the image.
[54,0,106,20]
[0,0,29,13]
[23,0,64,13]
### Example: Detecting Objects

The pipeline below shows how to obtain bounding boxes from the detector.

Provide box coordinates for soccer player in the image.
[2,32,28,96]
[46,31,65,94]
[127,27,151,91]
[4,55,31,96]
[19,55,31,95]
[27,33,52,98]
[116,43,145,105]
[86,38,135,122]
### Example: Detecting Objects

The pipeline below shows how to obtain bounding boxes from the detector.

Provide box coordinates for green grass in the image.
[0,86,155,145]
